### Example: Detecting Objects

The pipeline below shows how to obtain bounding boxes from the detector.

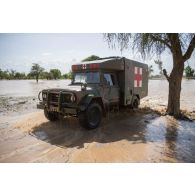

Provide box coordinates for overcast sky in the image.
[0,33,194,75]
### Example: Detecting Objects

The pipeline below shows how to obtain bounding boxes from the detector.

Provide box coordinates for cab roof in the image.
[72,57,124,72]
[81,57,122,64]
[71,57,148,72]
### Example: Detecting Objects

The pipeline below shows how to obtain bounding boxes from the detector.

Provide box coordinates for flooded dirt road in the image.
[0,109,195,162]
[0,79,195,162]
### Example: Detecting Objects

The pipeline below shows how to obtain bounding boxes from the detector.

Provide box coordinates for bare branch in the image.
[150,34,172,51]
[183,35,195,61]
[163,69,170,82]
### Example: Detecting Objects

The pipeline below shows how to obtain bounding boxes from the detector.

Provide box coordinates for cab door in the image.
[102,72,120,105]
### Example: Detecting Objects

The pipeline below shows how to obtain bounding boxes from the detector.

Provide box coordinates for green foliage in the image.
[30,63,44,75]
[9,69,16,79]
[40,71,52,80]
[0,69,9,79]
[0,55,101,81]
[50,69,61,80]
[14,72,26,79]
[63,71,72,79]
[0,69,26,80]
[0,63,74,81]
[0,67,70,80]
[185,65,195,78]
[82,55,100,62]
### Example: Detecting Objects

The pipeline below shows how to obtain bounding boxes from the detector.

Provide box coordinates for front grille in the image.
[49,93,72,104]
[50,93,59,103]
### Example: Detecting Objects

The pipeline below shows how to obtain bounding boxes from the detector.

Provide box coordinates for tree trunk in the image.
[167,56,184,118]
[36,75,38,83]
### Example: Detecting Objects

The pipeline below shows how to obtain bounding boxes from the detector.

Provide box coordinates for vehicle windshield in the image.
[73,72,100,84]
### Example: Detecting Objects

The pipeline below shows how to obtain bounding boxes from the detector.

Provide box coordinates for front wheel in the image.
[44,108,59,121]
[78,102,102,130]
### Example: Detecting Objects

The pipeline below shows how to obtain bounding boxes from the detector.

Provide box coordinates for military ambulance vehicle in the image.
[37,57,148,129]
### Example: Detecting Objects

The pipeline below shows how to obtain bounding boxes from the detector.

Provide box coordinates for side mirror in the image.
[81,83,87,91]
[83,83,87,88]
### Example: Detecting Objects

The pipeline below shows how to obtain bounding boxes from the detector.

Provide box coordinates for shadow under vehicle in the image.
[37,57,148,129]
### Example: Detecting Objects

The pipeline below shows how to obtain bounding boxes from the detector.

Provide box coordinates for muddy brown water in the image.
[0,79,195,111]
[0,79,195,162]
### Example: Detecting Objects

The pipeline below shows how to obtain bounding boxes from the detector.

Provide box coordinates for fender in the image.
[78,94,105,115]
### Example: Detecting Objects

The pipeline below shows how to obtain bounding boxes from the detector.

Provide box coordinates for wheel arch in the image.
[79,95,106,116]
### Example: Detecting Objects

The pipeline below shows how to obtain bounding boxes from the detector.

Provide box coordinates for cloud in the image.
[41,52,52,56]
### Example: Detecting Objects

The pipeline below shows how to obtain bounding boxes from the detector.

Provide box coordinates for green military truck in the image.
[37,57,148,129]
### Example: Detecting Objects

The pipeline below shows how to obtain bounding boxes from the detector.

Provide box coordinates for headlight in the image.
[70,94,76,102]
[42,93,47,99]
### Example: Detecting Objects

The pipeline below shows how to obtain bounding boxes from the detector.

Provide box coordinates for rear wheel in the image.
[78,102,102,129]
[44,108,59,121]
[131,96,140,109]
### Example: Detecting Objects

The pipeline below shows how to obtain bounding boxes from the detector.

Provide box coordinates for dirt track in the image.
[0,108,195,163]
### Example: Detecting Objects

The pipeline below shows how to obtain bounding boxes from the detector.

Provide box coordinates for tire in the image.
[44,108,59,121]
[78,102,102,130]
[132,96,139,109]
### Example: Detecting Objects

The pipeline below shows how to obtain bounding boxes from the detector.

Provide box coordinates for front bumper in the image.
[37,90,80,115]
[37,102,77,115]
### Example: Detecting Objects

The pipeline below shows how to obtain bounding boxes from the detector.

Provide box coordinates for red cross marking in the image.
[134,67,142,87]
[82,64,87,69]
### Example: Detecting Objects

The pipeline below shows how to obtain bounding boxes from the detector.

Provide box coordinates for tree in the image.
[0,69,3,79]
[63,71,72,79]
[148,65,154,77]
[14,72,26,79]
[30,63,44,83]
[41,71,52,80]
[154,59,163,77]
[184,65,195,78]
[50,69,61,80]
[104,33,195,118]
[82,55,100,62]
[0,69,9,79]
[9,69,16,79]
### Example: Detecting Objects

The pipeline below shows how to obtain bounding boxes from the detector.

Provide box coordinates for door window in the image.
[103,73,115,86]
